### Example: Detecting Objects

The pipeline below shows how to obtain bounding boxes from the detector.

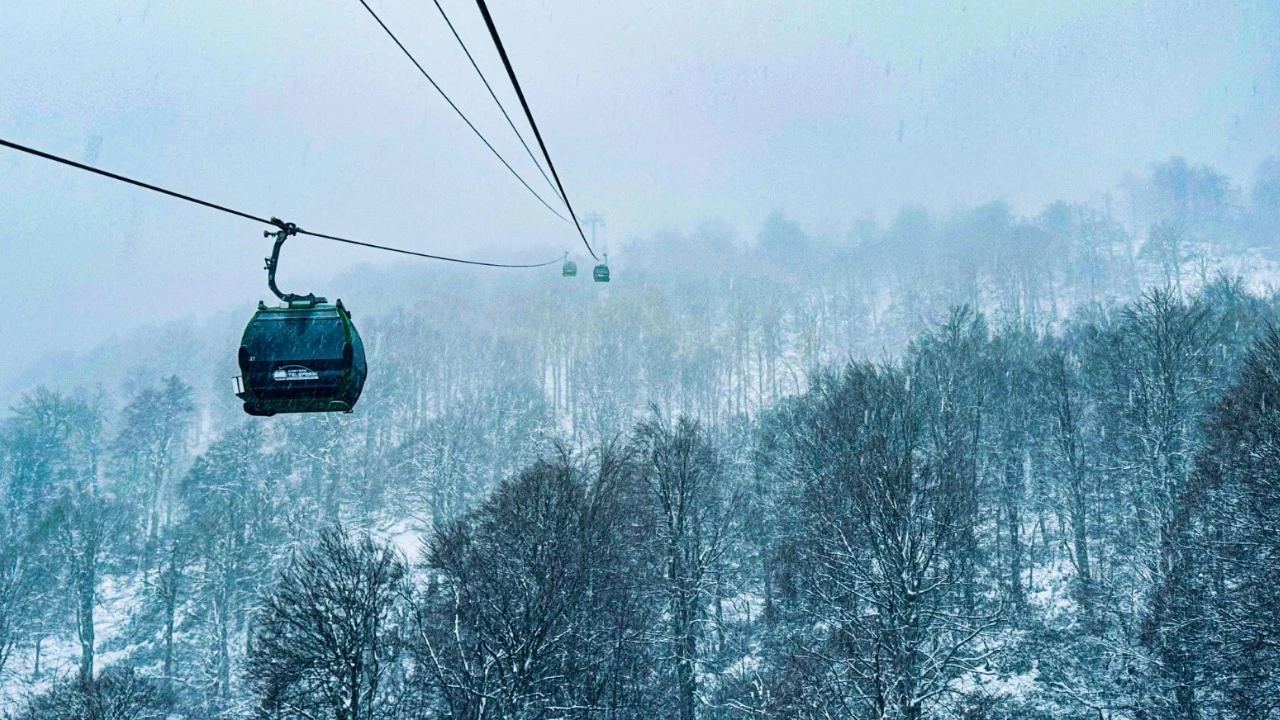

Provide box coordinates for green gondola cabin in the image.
[234,300,367,416]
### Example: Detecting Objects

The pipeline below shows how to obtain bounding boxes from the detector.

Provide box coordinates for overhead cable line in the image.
[430,0,563,205]
[354,0,569,224]
[299,227,558,267]
[474,0,598,261]
[0,137,274,226]
[0,137,562,269]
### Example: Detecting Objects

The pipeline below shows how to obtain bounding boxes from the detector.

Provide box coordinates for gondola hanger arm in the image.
[264,217,326,306]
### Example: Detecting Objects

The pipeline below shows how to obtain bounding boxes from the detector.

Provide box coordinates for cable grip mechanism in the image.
[263,217,326,306]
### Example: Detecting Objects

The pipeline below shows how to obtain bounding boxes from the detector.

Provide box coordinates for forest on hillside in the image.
[2,156,1280,719]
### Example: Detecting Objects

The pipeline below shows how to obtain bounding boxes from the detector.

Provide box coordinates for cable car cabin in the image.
[234,301,367,416]
[562,259,578,277]
[593,263,610,283]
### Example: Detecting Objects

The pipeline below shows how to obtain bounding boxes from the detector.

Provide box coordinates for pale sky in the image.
[1,0,1277,387]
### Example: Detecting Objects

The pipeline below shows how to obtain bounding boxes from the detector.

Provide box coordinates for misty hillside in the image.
[3,158,1280,718]
[7,156,1279,418]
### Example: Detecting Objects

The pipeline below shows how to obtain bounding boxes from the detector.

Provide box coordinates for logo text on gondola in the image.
[273,366,319,382]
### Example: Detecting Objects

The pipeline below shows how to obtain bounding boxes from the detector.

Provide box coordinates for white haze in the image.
[0,0,1277,386]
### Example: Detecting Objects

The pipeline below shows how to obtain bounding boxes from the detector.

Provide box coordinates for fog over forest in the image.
[3,1,1280,719]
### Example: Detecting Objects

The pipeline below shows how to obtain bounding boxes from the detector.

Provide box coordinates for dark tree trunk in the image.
[77,564,95,684]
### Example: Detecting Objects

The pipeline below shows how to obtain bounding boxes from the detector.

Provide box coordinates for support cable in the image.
[355,0,570,223]
[0,137,562,269]
[430,0,563,204]
[474,0,598,260]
